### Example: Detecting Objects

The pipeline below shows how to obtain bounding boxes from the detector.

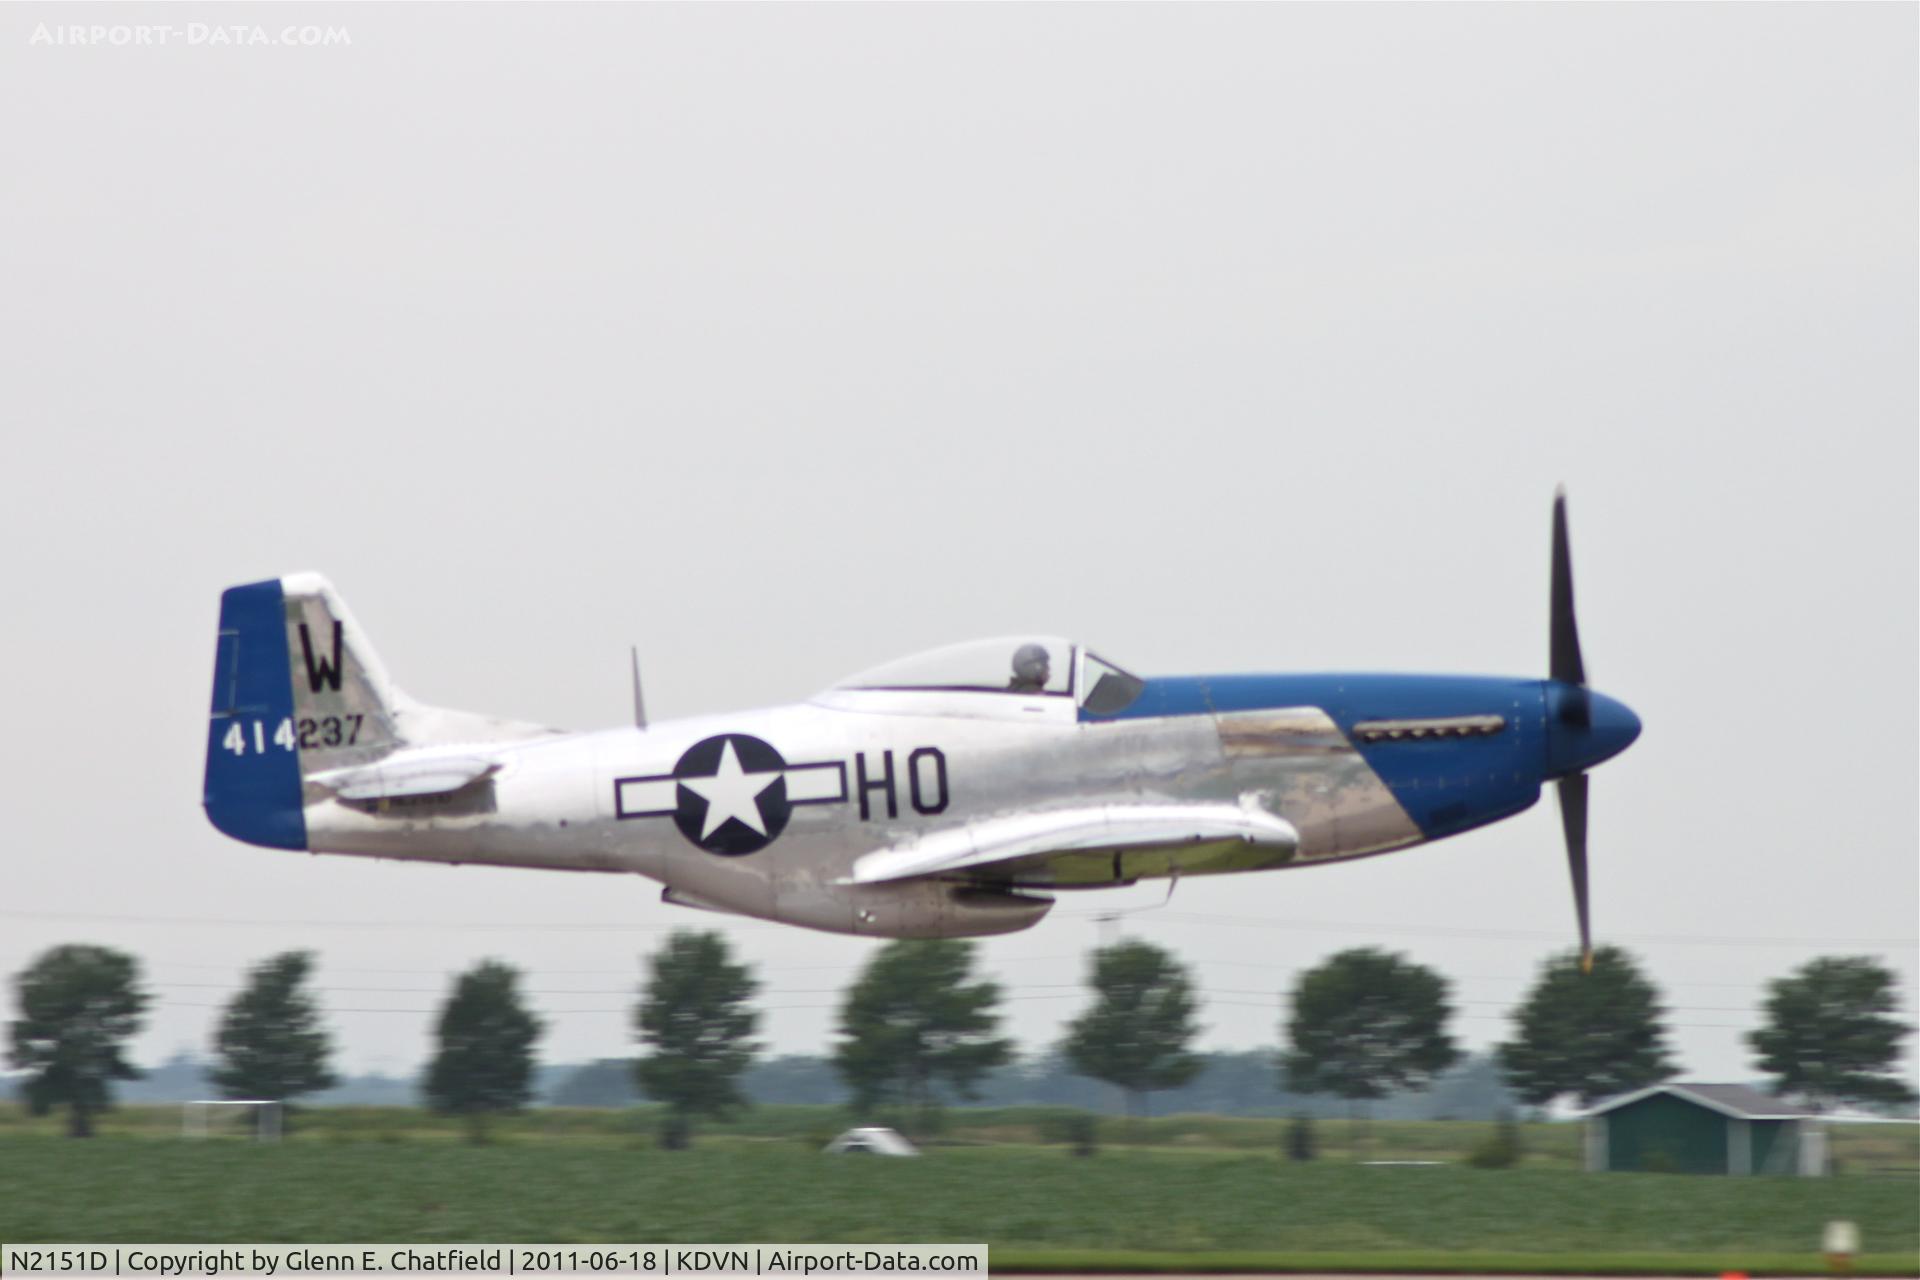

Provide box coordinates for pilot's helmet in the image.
[1012,642,1052,685]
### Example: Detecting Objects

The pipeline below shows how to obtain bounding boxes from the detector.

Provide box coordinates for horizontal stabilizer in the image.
[844,803,1298,885]
[308,755,497,801]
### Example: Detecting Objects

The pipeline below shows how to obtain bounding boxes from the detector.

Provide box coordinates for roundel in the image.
[671,733,791,856]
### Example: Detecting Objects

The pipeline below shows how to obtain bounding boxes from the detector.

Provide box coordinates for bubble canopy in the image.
[830,639,1146,715]
[835,637,1076,697]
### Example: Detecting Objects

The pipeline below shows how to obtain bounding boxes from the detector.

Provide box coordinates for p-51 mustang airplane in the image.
[204,493,1639,958]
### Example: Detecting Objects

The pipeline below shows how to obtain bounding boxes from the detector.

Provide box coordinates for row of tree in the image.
[543,1045,1518,1115]
[6,937,1913,1141]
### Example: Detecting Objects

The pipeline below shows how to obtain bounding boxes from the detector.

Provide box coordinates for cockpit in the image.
[823,638,1145,719]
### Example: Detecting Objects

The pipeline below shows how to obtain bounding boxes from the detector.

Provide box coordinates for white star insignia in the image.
[682,740,779,839]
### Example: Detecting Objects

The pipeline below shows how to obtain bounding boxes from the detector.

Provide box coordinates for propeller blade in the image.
[1557,771,1592,972]
[1550,487,1590,727]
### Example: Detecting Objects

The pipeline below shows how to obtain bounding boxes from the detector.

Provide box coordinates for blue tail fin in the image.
[204,579,307,850]
[206,573,558,850]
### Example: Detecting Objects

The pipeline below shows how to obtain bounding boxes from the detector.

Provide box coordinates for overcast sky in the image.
[2,4,1914,1092]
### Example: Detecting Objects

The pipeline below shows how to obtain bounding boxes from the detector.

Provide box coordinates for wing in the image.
[843,804,1298,886]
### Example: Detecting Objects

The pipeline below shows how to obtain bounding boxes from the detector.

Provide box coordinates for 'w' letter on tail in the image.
[298,620,345,694]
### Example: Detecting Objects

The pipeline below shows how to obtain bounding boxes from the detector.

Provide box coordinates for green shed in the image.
[1583,1083,1825,1175]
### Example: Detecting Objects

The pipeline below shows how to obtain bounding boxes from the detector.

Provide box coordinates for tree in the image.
[1749,956,1917,1112]
[1281,948,1460,1153]
[210,951,336,1124]
[832,940,1012,1133]
[634,930,761,1149]
[422,960,542,1141]
[6,945,149,1138]
[1496,945,1676,1108]
[1061,940,1203,1129]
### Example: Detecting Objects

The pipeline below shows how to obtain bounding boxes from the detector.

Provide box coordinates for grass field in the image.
[2,1104,1916,1173]
[2,1126,1916,1272]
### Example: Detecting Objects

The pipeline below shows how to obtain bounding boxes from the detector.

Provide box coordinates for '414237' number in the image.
[220,714,363,756]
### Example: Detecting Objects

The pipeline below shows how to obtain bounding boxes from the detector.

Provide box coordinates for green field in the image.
[3,1103,1916,1174]
[2,1114,1916,1272]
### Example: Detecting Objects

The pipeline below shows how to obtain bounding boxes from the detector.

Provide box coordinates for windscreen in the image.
[1079,652,1145,715]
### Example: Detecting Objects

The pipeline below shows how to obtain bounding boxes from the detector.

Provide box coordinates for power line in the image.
[1063,908,1919,949]
[143,978,1779,1016]
[11,905,1910,948]
[151,997,1772,1032]
[138,954,1081,978]
[129,956,1867,1002]
[149,987,1813,1032]
[151,980,1089,997]
[0,908,761,934]
[150,994,1067,1014]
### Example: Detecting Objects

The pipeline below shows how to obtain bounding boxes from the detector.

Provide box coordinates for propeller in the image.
[1549,488,1593,973]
